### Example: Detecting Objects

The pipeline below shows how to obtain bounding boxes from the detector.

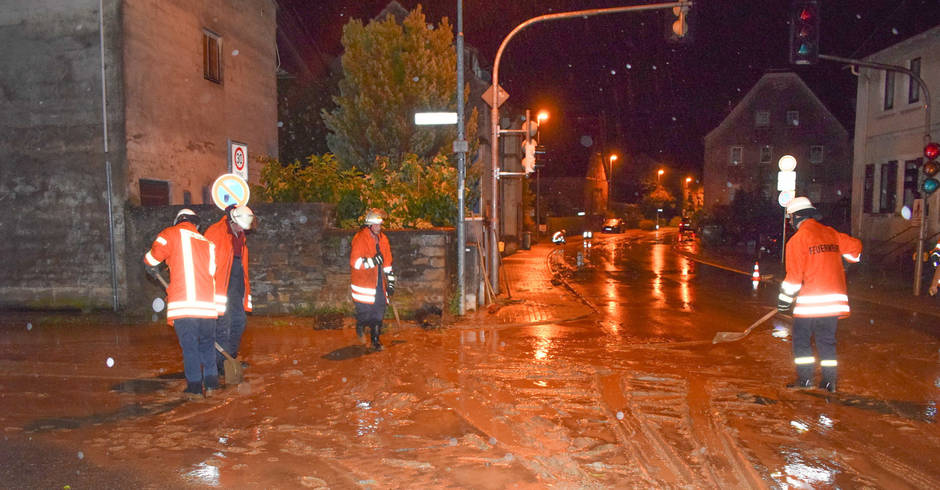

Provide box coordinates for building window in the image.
[786,110,799,127]
[755,111,770,127]
[809,145,823,163]
[203,29,222,83]
[883,71,894,110]
[729,146,742,165]
[863,164,874,213]
[908,57,921,104]
[759,146,772,164]
[879,161,897,213]
[903,159,921,212]
[140,179,170,207]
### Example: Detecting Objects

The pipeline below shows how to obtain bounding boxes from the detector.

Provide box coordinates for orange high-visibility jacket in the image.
[781,219,862,318]
[204,216,252,314]
[349,227,393,304]
[144,222,218,325]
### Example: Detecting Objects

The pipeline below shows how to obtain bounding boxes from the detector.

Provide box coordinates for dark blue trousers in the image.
[792,316,838,383]
[174,317,218,384]
[217,259,247,363]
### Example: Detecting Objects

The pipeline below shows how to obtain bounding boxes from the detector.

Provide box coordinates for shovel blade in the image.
[224,358,243,385]
[712,331,747,344]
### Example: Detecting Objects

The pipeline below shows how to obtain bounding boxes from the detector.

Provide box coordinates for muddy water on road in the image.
[1,232,938,488]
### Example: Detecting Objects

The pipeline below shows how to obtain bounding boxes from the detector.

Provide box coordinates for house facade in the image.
[851,26,940,252]
[703,71,851,221]
[0,0,277,309]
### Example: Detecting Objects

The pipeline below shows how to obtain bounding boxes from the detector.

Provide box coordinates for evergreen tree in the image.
[323,5,473,171]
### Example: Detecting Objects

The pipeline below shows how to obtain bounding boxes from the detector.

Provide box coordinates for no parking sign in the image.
[211,173,250,210]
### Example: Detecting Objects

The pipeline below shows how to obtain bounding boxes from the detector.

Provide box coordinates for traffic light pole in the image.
[488,1,692,295]
[818,54,933,295]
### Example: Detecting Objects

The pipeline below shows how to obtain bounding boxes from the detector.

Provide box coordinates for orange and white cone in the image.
[751,262,761,289]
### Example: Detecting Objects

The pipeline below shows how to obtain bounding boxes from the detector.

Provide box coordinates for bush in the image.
[639,219,656,230]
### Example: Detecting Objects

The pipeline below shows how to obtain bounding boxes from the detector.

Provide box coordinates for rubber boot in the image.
[820,367,837,393]
[204,375,220,396]
[355,320,366,342]
[183,381,203,399]
[786,378,813,390]
[370,323,383,352]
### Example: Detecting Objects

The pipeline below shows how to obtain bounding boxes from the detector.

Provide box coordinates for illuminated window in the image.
[203,29,222,83]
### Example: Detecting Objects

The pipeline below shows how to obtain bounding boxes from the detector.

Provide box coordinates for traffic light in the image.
[522,139,536,175]
[665,3,694,44]
[789,1,820,65]
[923,141,940,195]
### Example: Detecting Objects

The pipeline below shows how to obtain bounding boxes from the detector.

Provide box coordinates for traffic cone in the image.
[751,262,761,290]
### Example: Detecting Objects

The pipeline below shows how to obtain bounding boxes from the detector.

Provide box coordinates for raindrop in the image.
[580,135,594,147]
[856,14,862,20]
[870,319,874,324]
[616,411,624,420]
[106,357,115,368]
[341,377,347,383]
[504,453,514,461]
[448,438,457,446]
[232,49,239,56]
[726,181,733,188]
[77,451,84,460]
[652,65,658,70]
[891,28,899,35]
[277,121,284,128]
[568,64,572,68]
[625,63,632,69]
[671,116,677,122]
[489,437,497,445]
[298,215,308,224]
[26,322,32,331]
[412,76,420,82]
[610,69,616,75]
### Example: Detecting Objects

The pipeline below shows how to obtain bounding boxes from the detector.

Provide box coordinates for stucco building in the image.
[0,0,278,309]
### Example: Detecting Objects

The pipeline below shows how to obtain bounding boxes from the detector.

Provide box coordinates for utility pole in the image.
[456,0,468,314]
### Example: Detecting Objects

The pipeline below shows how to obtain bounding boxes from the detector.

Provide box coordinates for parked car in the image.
[678,217,694,241]
[601,218,623,233]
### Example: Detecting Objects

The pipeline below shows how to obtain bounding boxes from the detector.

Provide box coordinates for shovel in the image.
[712,308,778,344]
[153,273,243,384]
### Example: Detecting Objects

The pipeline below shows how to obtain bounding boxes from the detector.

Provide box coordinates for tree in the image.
[323,6,476,172]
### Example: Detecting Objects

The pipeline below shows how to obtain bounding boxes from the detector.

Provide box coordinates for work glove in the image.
[777,291,794,312]
[386,273,396,296]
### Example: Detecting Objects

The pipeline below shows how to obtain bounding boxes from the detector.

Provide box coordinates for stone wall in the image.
[127,203,455,319]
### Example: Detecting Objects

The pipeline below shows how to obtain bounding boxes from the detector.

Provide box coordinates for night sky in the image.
[276,0,939,180]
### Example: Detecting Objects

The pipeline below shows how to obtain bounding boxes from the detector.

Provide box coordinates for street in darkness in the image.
[1,229,938,487]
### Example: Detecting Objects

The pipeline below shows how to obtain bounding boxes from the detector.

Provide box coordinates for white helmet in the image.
[174,208,198,226]
[364,208,385,225]
[785,196,814,215]
[229,205,254,230]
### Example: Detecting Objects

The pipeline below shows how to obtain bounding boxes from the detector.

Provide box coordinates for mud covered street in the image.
[1,230,939,488]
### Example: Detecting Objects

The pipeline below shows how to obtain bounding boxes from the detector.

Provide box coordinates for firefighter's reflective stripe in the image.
[793,293,850,316]
[246,294,253,310]
[144,251,160,266]
[156,236,167,245]
[820,359,838,367]
[778,293,794,305]
[354,257,376,270]
[167,301,219,319]
[383,266,393,274]
[351,284,377,303]
[781,281,802,296]
[794,356,816,365]
[215,294,228,314]
[842,253,860,263]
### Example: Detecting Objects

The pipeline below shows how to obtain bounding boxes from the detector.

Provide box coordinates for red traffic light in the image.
[926,142,940,160]
[799,7,814,22]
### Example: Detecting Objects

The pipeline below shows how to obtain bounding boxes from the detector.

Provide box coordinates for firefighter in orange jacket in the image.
[350,209,394,351]
[777,197,861,393]
[144,208,219,398]
[205,205,254,378]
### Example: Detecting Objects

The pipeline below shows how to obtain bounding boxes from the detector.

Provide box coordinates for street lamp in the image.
[535,110,549,239]
[657,168,664,183]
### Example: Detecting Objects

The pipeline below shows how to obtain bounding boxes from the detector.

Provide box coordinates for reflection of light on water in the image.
[182,462,220,487]
[651,245,664,303]
[534,380,547,387]
[772,325,790,339]
[532,325,557,361]
[818,415,833,428]
[355,400,382,437]
[790,420,809,433]
[926,401,937,421]
[771,452,835,488]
